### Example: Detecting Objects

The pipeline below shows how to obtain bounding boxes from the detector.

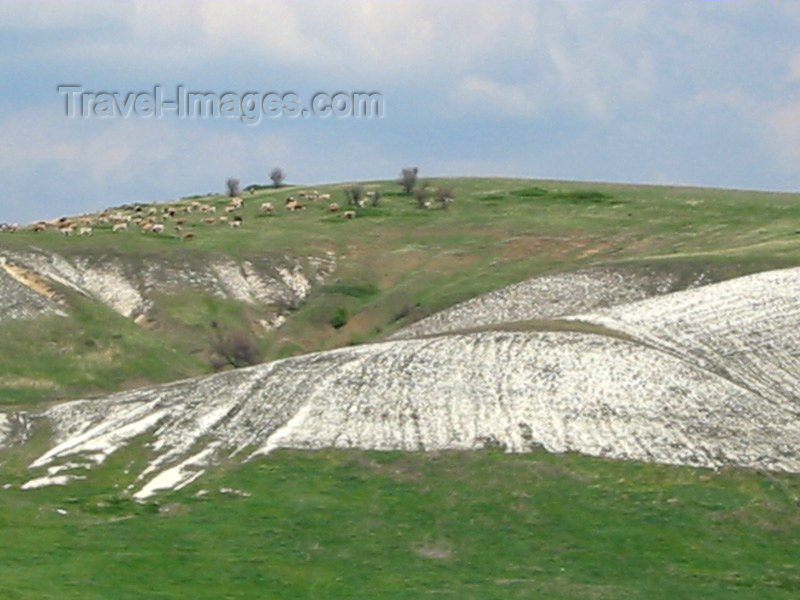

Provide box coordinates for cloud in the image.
[0,1,126,31]
[32,1,521,84]
[765,102,800,166]
[197,1,326,66]
[0,111,296,219]
[3,1,675,129]
[8,1,654,112]
[457,76,537,118]
[191,1,524,77]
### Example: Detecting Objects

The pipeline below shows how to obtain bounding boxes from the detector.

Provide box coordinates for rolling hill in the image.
[2,263,799,501]
[1,177,800,598]
[2,177,799,406]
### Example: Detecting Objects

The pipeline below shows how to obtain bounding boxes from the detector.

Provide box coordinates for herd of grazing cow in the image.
[0,188,361,241]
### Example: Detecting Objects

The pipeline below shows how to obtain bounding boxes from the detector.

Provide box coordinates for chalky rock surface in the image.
[0,248,335,320]
[0,412,31,449]
[573,266,800,409]
[0,258,65,321]
[390,263,714,339]
[2,266,800,498]
[0,413,10,447]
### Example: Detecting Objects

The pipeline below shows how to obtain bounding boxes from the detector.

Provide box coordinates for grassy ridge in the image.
[0,449,798,598]
[2,177,800,403]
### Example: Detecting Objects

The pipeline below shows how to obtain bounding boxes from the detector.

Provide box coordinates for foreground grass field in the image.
[1,449,798,599]
[2,177,800,404]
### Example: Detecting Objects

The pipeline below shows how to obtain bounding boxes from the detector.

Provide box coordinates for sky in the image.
[1,0,799,223]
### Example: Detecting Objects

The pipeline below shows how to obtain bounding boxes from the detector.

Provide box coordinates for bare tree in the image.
[414,185,430,209]
[344,184,366,207]
[435,187,455,209]
[398,167,419,194]
[269,167,286,188]
[225,177,241,198]
[370,190,382,207]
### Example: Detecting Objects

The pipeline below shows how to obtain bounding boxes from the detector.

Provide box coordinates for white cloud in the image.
[0,110,296,218]
[197,1,326,65]
[193,1,528,76]
[457,76,537,117]
[9,1,655,118]
[766,102,800,166]
[0,1,126,31]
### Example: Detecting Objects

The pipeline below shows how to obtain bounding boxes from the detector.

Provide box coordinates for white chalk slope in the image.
[390,263,714,339]
[3,265,799,498]
[0,259,64,321]
[0,247,335,321]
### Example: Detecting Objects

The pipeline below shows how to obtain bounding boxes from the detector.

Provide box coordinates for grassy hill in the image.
[2,177,800,406]
[2,177,800,598]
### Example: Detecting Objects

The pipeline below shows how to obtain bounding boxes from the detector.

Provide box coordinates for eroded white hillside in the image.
[0,413,9,446]
[0,248,335,320]
[0,412,31,449]
[2,265,798,498]
[573,266,800,408]
[391,264,712,339]
[0,258,65,321]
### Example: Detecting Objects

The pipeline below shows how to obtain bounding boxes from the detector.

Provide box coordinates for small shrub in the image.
[344,184,366,207]
[211,328,261,369]
[330,307,349,329]
[209,354,228,371]
[392,304,412,322]
[414,186,430,209]
[435,187,455,209]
